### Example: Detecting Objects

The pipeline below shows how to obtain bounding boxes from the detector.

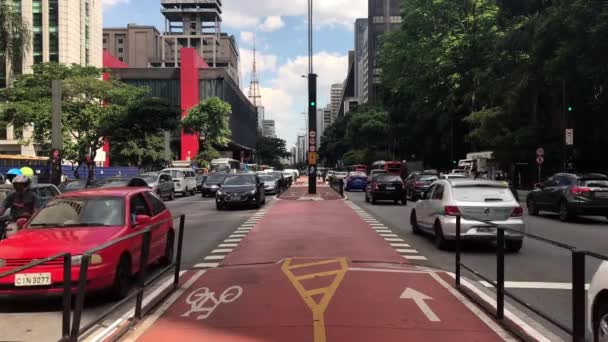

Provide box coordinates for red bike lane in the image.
[130,182,512,342]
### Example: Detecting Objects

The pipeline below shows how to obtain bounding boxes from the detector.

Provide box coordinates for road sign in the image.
[536,148,544,156]
[309,131,316,138]
[565,129,574,146]
[309,145,317,152]
[308,152,317,165]
[309,137,316,145]
[536,156,544,164]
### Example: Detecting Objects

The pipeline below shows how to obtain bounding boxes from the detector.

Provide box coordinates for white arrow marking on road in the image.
[400,288,440,322]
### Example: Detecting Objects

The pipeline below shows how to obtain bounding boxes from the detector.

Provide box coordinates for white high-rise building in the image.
[262,120,276,138]
[330,83,343,119]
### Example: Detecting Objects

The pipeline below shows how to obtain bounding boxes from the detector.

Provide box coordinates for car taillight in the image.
[372,182,379,190]
[445,206,460,216]
[571,186,591,195]
[511,207,524,217]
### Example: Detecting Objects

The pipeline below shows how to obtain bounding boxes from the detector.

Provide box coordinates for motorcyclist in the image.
[0,176,41,238]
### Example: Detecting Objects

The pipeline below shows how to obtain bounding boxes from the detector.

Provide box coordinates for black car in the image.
[259,174,282,195]
[216,174,266,210]
[201,173,228,197]
[365,174,407,205]
[527,173,608,221]
[196,175,208,191]
[405,173,439,201]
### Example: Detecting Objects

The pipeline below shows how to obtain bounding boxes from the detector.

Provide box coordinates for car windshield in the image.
[140,175,158,184]
[420,175,438,181]
[29,197,125,227]
[207,174,227,182]
[259,175,278,181]
[162,170,184,178]
[224,175,256,186]
[377,175,402,182]
[453,186,515,202]
[349,172,367,177]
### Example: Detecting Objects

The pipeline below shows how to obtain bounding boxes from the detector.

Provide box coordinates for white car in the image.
[440,173,469,180]
[588,261,608,341]
[161,168,197,197]
[410,179,525,251]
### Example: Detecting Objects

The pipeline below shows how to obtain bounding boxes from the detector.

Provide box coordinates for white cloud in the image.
[239,48,278,80]
[102,0,128,9]
[239,31,255,46]
[223,0,367,30]
[259,16,285,32]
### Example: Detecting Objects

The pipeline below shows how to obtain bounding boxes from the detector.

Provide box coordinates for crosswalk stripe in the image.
[219,243,238,248]
[211,249,233,254]
[229,234,247,238]
[403,255,428,260]
[396,249,419,254]
[193,262,219,269]
[390,243,410,247]
[385,238,405,242]
[380,234,398,237]
[204,255,226,261]
[224,238,242,243]
[375,229,391,233]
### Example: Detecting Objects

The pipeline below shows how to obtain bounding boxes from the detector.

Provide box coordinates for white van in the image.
[161,168,197,196]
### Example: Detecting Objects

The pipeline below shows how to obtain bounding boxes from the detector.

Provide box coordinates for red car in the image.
[0,187,174,298]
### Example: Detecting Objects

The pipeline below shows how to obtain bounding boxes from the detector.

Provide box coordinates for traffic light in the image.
[452,160,457,165]
[308,74,317,112]
[310,101,316,107]
[568,106,573,112]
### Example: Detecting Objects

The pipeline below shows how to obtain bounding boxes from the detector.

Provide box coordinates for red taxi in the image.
[0,188,174,298]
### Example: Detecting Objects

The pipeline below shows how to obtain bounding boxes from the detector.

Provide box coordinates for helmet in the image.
[12,175,31,186]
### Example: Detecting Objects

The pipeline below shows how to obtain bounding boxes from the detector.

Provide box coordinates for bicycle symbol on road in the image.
[182,286,243,320]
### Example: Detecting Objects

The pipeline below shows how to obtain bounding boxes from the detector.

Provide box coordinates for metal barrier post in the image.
[339,179,344,197]
[61,254,72,339]
[135,230,152,320]
[455,216,461,288]
[572,250,586,342]
[174,215,186,288]
[70,254,91,342]
[497,228,505,320]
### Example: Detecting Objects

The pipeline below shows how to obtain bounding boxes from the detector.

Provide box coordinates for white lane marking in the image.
[445,273,548,342]
[193,263,220,269]
[204,255,225,261]
[236,230,251,233]
[229,234,247,238]
[211,249,233,254]
[404,255,428,260]
[385,238,405,242]
[479,281,590,290]
[370,224,386,227]
[114,270,207,342]
[88,270,190,342]
[219,243,238,248]
[375,229,392,233]
[380,233,398,237]
[349,267,428,274]
[397,249,419,254]
[400,288,440,322]
[391,243,411,247]
[224,238,242,243]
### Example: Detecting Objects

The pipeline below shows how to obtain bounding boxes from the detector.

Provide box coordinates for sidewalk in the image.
[279,177,342,200]
[124,179,515,342]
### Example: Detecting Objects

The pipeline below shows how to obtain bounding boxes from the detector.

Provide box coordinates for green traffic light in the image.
[568,106,573,112]
[310,101,316,107]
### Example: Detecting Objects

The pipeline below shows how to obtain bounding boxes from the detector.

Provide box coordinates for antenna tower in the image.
[248,37,262,106]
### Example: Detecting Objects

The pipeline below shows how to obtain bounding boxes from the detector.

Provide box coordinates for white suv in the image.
[161,168,197,197]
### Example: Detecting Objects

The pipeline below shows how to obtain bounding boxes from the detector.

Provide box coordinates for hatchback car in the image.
[201,173,228,197]
[216,174,266,210]
[405,173,439,201]
[588,261,608,342]
[527,173,608,221]
[365,174,406,205]
[345,171,368,191]
[0,188,174,298]
[139,173,175,201]
[411,179,525,252]
[259,173,282,195]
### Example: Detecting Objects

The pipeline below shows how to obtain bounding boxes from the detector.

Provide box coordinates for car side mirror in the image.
[16,217,28,230]
[135,214,151,225]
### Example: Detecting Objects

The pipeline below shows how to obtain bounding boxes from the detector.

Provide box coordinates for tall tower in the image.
[248,38,262,107]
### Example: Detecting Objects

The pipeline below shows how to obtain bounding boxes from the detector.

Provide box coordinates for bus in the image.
[210,158,241,174]
[371,160,402,175]
[348,164,368,173]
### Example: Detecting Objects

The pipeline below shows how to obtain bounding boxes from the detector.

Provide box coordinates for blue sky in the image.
[102,0,367,146]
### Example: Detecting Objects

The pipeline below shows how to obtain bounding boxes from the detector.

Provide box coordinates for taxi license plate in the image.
[477,227,497,234]
[15,273,52,287]
[385,186,396,190]
[228,197,243,202]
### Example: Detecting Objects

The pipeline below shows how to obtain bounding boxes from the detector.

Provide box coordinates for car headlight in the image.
[72,254,103,266]
[0,258,5,267]
[211,185,219,189]
[250,190,257,195]
[217,190,224,196]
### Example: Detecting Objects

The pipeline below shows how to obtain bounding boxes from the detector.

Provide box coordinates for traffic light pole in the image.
[307,0,317,194]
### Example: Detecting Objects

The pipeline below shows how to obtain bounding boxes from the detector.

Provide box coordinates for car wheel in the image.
[434,220,451,250]
[109,255,132,300]
[505,240,523,253]
[394,199,399,205]
[401,197,407,206]
[169,190,175,201]
[191,188,196,196]
[371,195,377,205]
[365,193,370,203]
[593,298,608,342]
[183,187,189,197]
[216,202,224,211]
[527,197,539,216]
[254,196,261,209]
[410,210,421,235]
[159,231,175,266]
[559,201,573,222]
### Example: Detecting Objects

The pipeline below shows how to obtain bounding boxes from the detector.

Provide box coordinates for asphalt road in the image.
[0,193,270,342]
[347,190,608,340]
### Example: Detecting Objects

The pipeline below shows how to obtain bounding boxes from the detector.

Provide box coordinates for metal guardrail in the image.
[453,215,603,342]
[328,177,345,197]
[68,214,186,342]
[0,252,73,341]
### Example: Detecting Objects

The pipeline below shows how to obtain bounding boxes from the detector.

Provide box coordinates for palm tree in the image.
[0,0,30,76]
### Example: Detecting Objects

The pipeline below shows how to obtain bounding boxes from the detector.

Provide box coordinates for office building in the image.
[256,106,265,132]
[330,83,343,119]
[262,120,276,138]
[0,0,103,156]
[103,24,163,67]
[297,135,306,164]
[367,0,401,103]
[354,18,369,103]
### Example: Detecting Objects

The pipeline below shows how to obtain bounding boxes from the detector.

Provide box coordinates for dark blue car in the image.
[345,171,368,191]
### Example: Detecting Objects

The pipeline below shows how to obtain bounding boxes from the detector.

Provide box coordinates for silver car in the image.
[410,179,525,252]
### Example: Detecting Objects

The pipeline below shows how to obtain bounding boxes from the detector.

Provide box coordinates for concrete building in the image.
[0,0,103,156]
[262,120,276,138]
[256,106,265,132]
[367,0,401,103]
[296,135,306,164]
[103,24,163,67]
[354,18,369,103]
[330,83,343,119]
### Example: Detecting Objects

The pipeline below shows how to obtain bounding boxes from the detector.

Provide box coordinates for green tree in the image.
[182,97,232,159]
[256,136,291,168]
[0,0,30,75]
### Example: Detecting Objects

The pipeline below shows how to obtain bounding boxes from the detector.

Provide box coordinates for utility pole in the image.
[50,80,62,185]
[307,0,318,194]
